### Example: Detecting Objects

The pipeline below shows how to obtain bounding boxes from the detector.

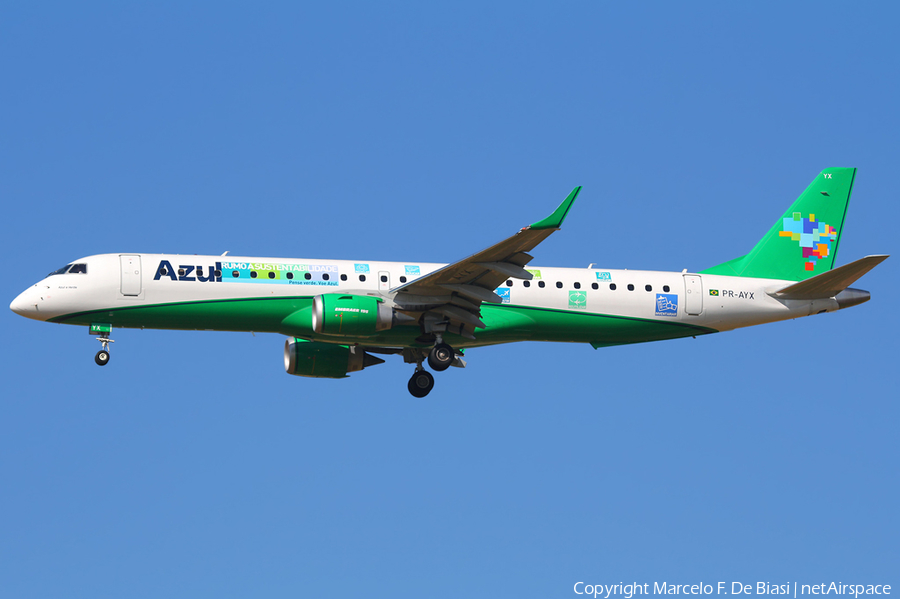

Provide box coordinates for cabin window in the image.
[609,283,617,290]
[286,272,293,280]
[304,273,312,280]
[645,284,652,292]
[627,284,634,291]
[573,282,581,289]
[268,272,276,279]
[178,268,185,277]
[538,281,546,288]
[341,274,347,281]
[400,276,407,283]
[158,267,168,277]
[591,282,598,290]
[523,280,530,288]
[506,280,513,286]
[232,271,239,278]
[556,281,563,289]
[359,274,366,282]
[214,269,222,277]
[322,273,330,281]
[250,271,257,279]
[663,285,670,292]
[380,275,388,283]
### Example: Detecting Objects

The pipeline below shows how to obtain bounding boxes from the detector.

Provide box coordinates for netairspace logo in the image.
[573,582,892,599]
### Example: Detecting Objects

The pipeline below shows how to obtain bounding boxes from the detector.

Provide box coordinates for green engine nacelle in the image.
[311,294,393,337]
[284,338,385,379]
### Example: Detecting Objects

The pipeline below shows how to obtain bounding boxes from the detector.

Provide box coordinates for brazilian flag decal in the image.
[709,289,719,296]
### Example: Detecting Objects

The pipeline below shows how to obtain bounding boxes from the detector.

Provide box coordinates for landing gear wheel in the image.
[427,342,454,372]
[408,370,435,398]
[95,350,110,366]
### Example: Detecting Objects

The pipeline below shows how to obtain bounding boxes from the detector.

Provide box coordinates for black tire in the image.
[95,350,110,366]
[407,370,434,398]
[427,342,454,372]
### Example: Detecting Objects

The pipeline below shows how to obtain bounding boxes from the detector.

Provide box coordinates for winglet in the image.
[529,186,582,230]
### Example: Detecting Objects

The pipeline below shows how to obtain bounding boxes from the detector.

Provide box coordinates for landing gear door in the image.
[683,274,703,315]
[378,271,391,293]
[120,255,142,297]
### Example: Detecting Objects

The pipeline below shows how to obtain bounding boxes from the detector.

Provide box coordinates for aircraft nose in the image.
[10,287,38,318]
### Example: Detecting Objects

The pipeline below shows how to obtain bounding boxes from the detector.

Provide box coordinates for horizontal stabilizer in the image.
[771,255,888,299]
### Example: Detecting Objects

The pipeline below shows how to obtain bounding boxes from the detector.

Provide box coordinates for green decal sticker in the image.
[90,323,112,334]
[527,269,542,280]
[568,290,587,310]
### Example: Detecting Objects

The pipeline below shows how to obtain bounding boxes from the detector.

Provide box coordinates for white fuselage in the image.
[11,253,839,341]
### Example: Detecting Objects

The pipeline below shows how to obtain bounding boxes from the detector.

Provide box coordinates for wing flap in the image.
[439,284,503,304]
[475,261,534,280]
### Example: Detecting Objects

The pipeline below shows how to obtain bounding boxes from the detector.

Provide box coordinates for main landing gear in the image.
[408,369,434,398]
[405,336,464,397]
[427,342,454,371]
[94,332,114,366]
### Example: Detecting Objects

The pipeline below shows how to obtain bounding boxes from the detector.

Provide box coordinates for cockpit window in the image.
[48,264,72,276]
[47,263,87,276]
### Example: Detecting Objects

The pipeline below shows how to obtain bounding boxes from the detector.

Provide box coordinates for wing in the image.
[390,187,582,339]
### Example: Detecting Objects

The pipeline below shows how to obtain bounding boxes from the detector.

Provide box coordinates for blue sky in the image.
[1,3,897,597]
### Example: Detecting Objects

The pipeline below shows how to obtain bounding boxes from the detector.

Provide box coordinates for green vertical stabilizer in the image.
[701,168,856,281]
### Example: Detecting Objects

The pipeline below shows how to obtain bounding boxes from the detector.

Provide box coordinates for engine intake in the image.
[284,338,385,379]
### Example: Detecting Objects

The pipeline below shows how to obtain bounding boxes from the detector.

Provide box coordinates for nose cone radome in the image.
[10,288,39,319]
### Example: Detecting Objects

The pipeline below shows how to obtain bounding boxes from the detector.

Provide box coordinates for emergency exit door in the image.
[378,271,391,292]
[120,255,142,296]
[683,274,703,315]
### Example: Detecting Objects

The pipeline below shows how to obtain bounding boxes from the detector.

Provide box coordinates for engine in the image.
[311,294,394,337]
[284,338,385,379]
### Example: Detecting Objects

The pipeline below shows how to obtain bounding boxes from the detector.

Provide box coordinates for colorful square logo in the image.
[595,271,612,281]
[404,265,420,275]
[354,263,369,273]
[496,288,511,304]
[779,212,837,271]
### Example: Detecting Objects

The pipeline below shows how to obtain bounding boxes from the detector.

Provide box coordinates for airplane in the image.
[10,168,888,397]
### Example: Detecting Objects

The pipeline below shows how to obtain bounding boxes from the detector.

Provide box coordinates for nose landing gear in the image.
[94,332,114,366]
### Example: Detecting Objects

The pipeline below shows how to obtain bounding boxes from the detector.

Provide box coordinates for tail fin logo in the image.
[779,212,837,271]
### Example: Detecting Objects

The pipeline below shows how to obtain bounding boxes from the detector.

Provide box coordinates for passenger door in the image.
[120,255,142,297]
[683,274,703,315]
